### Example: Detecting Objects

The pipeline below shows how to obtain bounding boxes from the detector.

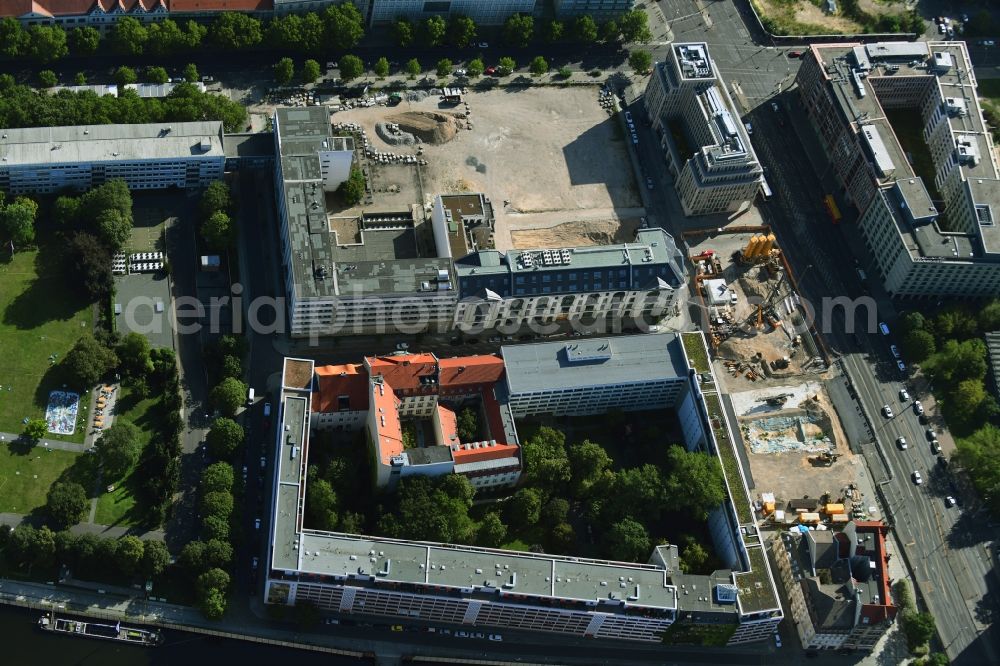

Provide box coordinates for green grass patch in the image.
[0,442,96,514]
[94,387,164,527]
[0,248,94,441]
[500,538,530,551]
[681,332,711,374]
[661,620,738,646]
[704,393,752,524]
[735,547,779,613]
[977,78,1000,102]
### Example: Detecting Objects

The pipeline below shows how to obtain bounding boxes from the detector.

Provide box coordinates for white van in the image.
[247,387,255,405]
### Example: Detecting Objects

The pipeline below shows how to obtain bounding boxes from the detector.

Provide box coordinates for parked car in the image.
[788,51,802,58]
[485,66,497,75]
[489,634,503,642]
[879,322,890,335]
[945,496,957,507]
[771,101,780,112]
[882,404,893,418]
[896,437,907,450]
[897,360,907,373]
[624,111,633,123]
[983,40,996,47]
[744,121,753,135]
[454,68,466,76]
[477,42,489,48]
[899,388,910,401]
[260,455,266,469]
[913,400,924,415]
[890,344,901,359]
[774,633,782,648]
[646,177,655,190]
[931,440,941,454]
[912,470,923,485]
[925,428,935,440]
[263,402,272,417]
[396,342,409,350]
[254,517,261,530]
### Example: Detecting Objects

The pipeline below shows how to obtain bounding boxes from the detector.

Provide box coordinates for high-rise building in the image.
[797,41,1000,298]
[644,43,763,216]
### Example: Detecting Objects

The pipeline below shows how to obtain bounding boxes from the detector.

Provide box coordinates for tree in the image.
[573,15,598,42]
[0,17,28,57]
[497,56,517,76]
[144,66,169,85]
[447,15,477,48]
[947,379,988,429]
[557,66,572,79]
[96,208,132,251]
[457,407,478,441]
[211,12,262,50]
[46,481,88,529]
[322,2,365,50]
[115,535,145,576]
[197,567,230,595]
[1,197,38,247]
[404,58,421,79]
[924,339,987,388]
[221,355,243,380]
[599,20,620,44]
[274,57,295,85]
[141,539,170,578]
[529,56,549,77]
[436,58,454,78]
[679,535,710,574]
[183,63,199,83]
[934,308,978,341]
[503,13,533,47]
[956,424,1000,515]
[199,586,226,619]
[202,210,235,249]
[179,540,207,572]
[118,332,152,381]
[80,180,132,228]
[38,70,57,88]
[266,15,304,50]
[477,512,507,547]
[607,518,650,562]
[202,462,235,494]
[67,232,113,301]
[109,17,147,55]
[902,329,936,363]
[549,522,575,551]
[619,9,652,43]
[568,440,612,495]
[373,56,390,78]
[114,66,138,86]
[27,25,68,63]
[468,57,485,78]
[629,50,653,73]
[64,335,118,387]
[23,418,46,442]
[211,377,247,417]
[544,19,564,43]
[663,447,726,519]
[74,72,86,86]
[393,18,414,47]
[306,475,338,530]
[337,167,366,205]
[200,180,231,218]
[419,15,447,47]
[901,610,936,650]
[202,514,230,541]
[521,426,570,490]
[294,58,318,85]
[201,492,235,522]
[541,497,569,526]
[504,487,542,529]
[207,417,244,460]
[338,54,364,82]
[967,10,994,38]
[605,464,665,522]
[96,421,142,479]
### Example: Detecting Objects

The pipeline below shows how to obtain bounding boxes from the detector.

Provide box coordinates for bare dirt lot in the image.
[329,87,641,250]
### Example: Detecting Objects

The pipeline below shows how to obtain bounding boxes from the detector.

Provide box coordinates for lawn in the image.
[0,248,94,441]
[93,387,164,527]
[0,441,96,515]
[977,79,1000,101]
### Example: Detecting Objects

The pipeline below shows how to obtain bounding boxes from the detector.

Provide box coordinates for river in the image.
[0,604,367,665]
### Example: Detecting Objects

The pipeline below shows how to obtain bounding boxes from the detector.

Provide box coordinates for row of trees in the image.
[898,304,1000,517]
[391,11,650,49]
[0,4,365,64]
[893,580,947,663]
[184,461,238,618]
[199,180,237,250]
[0,524,169,581]
[0,76,247,134]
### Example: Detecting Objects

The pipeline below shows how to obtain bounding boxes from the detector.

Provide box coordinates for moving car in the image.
[624,111,633,123]
[396,342,409,350]
[896,437,907,450]
[774,633,782,648]
[260,455,266,469]
[882,404,893,418]
[911,470,923,485]
[646,177,655,190]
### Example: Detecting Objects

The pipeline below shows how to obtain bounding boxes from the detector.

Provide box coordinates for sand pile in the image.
[510,219,639,249]
[386,111,459,144]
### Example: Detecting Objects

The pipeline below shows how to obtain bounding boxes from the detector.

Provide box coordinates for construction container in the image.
[761,233,776,256]
[773,510,788,524]
[824,503,846,515]
[763,502,775,515]
[745,235,762,258]
[799,512,822,525]
[830,514,850,524]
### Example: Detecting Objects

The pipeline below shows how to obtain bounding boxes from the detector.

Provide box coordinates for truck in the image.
[824,194,842,224]
[246,387,255,406]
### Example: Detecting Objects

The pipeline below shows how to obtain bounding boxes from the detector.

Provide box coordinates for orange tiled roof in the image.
[0,0,264,16]
[366,353,438,391]
[438,355,504,388]
[437,403,458,445]
[313,364,369,413]
[451,442,519,464]
[371,379,403,465]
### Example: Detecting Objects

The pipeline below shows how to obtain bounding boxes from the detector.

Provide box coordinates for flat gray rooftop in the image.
[0,121,224,165]
[501,333,688,395]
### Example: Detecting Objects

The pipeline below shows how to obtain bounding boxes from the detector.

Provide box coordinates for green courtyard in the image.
[0,247,94,441]
[0,442,96,515]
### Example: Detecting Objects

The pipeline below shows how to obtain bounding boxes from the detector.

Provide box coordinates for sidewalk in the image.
[0,512,165,540]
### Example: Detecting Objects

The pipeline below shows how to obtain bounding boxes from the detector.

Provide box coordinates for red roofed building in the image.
[771,520,896,653]
[0,0,270,28]
[310,352,521,490]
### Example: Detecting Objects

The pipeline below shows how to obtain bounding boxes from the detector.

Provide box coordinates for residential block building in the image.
[553,0,634,20]
[772,522,896,652]
[797,41,1000,298]
[0,0,269,28]
[644,43,763,216]
[264,333,783,644]
[0,121,225,194]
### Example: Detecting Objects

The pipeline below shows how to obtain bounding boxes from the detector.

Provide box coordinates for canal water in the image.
[0,604,366,665]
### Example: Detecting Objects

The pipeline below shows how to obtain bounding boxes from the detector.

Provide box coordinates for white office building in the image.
[0,121,225,194]
[644,43,763,216]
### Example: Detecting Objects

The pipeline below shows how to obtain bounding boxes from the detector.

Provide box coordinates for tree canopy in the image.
[211,377,247,417]
[96,420,142,479]
[64,335,119,387]
[207,417,244,459]
[46,481,88,529]
[503,13,534,47]
[606,518,650,562]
